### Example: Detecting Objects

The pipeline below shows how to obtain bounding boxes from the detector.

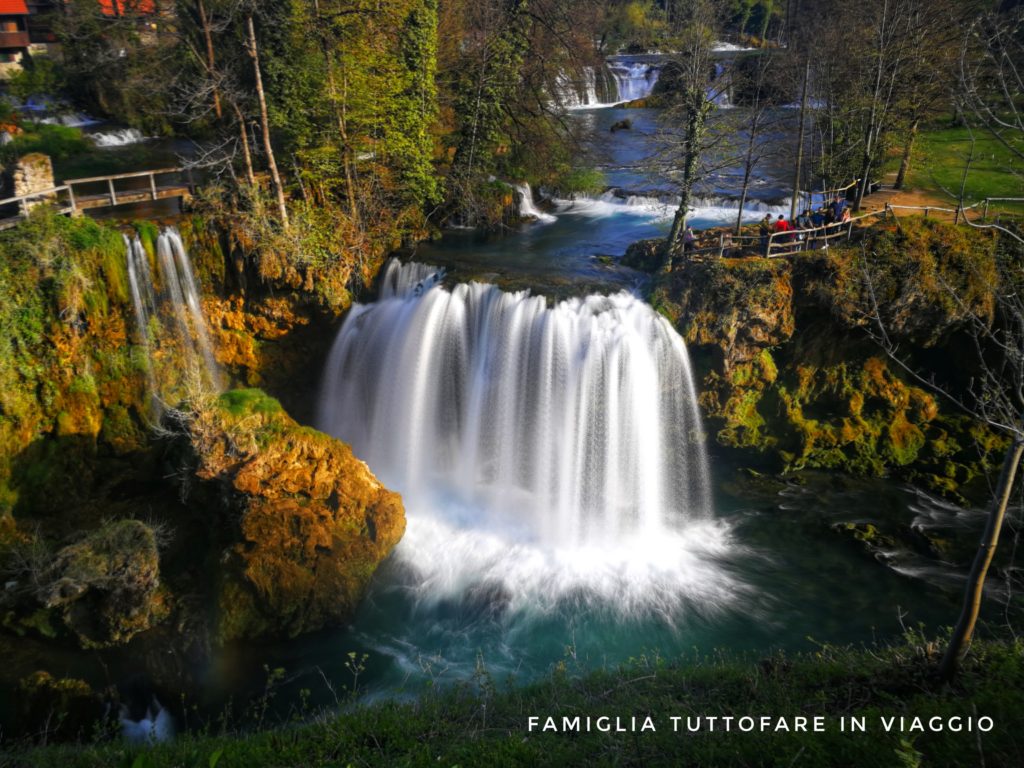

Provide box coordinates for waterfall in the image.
[555,66,602,108]
[608,60,661,102]
[125,226,223,407]
[552,188,791,226]
[318,260,730,617]
[513,183,556,223]
[554,59,661,108]
[92,128,146,147]
[711,62,733,109]
[378,258,445,299]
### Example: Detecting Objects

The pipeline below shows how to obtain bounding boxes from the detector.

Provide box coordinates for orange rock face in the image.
[188,389,405,641]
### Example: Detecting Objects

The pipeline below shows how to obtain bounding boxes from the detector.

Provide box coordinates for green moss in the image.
[218,389,284,419]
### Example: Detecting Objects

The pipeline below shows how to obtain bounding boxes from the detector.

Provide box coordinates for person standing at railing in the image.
[683,226,697,255]
[759,214,772,256]
[830,195,847,224]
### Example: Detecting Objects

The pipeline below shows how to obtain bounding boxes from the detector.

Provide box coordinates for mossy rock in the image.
[831,522,899,551]
[15,519,168,649]
[188,388,406,642]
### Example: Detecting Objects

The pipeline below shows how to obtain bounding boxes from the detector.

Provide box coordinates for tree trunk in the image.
[668,95,707,254]
[232,102,256,187]
[893,118,918,190]
[245,14,289,229]
[197,0,222,120]
[737,109,762,236]
[939,438,1024,682]
[790,56,811,222]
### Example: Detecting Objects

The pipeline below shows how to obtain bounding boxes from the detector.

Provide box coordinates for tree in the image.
[244,11,289,228]
[730,51,785,234]
[663,0,721,253]
[957,6,1024,173]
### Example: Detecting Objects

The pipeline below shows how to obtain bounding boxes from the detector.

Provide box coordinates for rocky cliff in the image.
[646,219,1009,500]
[0,210,404,731]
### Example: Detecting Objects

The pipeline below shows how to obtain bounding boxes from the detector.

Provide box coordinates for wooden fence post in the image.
[108,179,117,206]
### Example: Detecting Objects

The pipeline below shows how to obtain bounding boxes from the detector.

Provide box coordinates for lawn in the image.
[897,126,1024,214]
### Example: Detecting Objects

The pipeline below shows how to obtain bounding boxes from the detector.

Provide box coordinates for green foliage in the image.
[7,59,67,103]
[258,0,441,213]
[555,168,606,195]
[447,0,531,205]
[5,124,89,161]
[54,3,171,133]
[604,0,668,51]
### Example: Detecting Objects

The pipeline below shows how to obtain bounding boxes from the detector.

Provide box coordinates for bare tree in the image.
[664,0,722,253]
[957,7,1024,169]
[244,12,289,228]
[731,52,785,235]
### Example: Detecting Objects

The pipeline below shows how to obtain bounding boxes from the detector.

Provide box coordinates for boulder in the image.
[188,389,405,642]
[34,519,167,649]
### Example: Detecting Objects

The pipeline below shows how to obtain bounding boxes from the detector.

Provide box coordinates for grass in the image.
[896,126,1024,214]
[6,636,1024,767]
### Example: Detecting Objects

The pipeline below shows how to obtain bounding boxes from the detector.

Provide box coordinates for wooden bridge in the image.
[0,167,194,230]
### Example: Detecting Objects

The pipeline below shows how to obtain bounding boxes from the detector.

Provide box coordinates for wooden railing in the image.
[691,196,1024,261]
[0,185,74,219]
[0,167,193,230]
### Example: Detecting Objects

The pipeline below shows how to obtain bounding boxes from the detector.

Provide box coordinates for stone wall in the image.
[12,152,55,200]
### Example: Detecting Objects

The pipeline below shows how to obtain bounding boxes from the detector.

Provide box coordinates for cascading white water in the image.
[554,66,601,108]
[711,62,733,108]
[318,260,738,618]
[92,128,146,147]
[155,229,222,391]
[513,182,556,223]
[125,226,223,405]
[552,189,792,226]
[608,60,661,102]
[554,59,661,108]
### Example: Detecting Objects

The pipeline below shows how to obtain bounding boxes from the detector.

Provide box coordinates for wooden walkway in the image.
[0,167,193,230]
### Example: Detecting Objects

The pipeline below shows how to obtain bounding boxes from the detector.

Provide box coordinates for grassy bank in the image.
[7,637,1024,767]
[894,126,1024,214]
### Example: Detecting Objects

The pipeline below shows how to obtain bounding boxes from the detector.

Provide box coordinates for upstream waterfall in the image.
[126,226,222,407]
[318,260,734,617]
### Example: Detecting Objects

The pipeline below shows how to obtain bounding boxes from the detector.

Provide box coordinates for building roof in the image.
[98,0,156,15]
[0,0,29,15]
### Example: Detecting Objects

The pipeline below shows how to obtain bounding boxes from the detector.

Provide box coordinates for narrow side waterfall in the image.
[126,226,223,407]
[513,183,556,223]
[711,62,733,109]
[318,260,738,618]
